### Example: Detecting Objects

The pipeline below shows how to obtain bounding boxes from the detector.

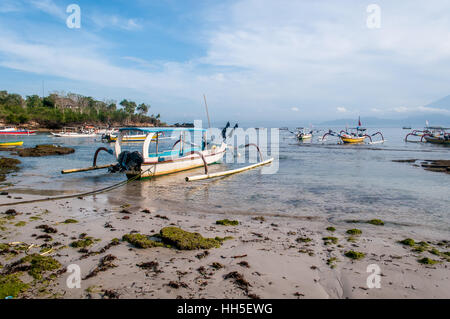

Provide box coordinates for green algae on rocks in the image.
[344,250,365,260]
[19,254,61,279]
[399,238,415,246]
[122,233,164,249]
[346,229,362,235]
[367,219,384,226]
[160,227,222,250]
[63,219,78,224]
[418,257,439,265]
[15,144,75,157]
[216,219,239,226]
[322,237,338,245]
[0,157,21,182]
[0,273,29,299]
[70,237,94,248]
[123,227,228,250]
[14,221,26,227]
[326,227,336,232]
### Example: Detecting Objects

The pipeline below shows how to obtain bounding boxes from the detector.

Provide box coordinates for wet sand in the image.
[0,192,449,299]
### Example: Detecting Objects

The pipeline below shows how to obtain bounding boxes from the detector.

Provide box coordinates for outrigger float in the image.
[404,126,450,144]
[62,127,273,182]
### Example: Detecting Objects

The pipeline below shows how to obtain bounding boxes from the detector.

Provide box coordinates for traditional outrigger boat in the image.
[405,126,449,144]
[321,118,384,144]
[62,127,273,182]
[0,127,35,136]
[290,127,313,141]
[51,127,97,138]
[102,129,159,143]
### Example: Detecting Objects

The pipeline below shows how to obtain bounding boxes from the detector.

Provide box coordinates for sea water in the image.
[1,127,449,238]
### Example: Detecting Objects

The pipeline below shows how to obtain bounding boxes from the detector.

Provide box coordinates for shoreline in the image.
[1,193,449,299]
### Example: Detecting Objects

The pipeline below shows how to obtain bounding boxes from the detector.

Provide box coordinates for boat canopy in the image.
[119,127,207,133]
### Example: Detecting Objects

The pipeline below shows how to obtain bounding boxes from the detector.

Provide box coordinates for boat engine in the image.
[110,151,144,173]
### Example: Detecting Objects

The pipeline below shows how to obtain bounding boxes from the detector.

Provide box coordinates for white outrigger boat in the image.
[62,127,273,182]
[114,127,227,179]
[51,127,97,138]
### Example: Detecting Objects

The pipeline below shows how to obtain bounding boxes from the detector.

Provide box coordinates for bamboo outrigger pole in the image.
[61,164,114,174]
[185,158,274,182]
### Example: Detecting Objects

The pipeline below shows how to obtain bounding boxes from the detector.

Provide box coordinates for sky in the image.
[0,0,450,125]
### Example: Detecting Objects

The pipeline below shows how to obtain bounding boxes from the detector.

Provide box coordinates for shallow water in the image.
[1,127,449,238]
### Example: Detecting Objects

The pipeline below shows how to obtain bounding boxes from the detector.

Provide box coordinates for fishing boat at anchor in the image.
[0,127,35,136]
[321,118,384,144]
[405,126,450,144]
[112,127,226,179]
[102,129,160,143]
[62,126,273,182]
[290,128,312,141]
[51,127,97,138]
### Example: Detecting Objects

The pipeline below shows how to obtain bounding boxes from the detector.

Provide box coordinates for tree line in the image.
[0,90,163,129]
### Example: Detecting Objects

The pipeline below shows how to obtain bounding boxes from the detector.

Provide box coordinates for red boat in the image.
[0,127,36,135]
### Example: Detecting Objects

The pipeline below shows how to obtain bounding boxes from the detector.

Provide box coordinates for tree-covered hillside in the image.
[0,90,163,129]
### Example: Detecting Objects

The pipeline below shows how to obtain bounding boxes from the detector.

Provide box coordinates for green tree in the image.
[26,95,43,108]
[137,103,150,115]
[120,99,136,115]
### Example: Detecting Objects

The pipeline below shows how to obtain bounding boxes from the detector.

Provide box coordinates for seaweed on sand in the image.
[0,274,29,299]
[216,219,239,226]
[4,254,62,280]
[344,250,365,260]
[122,227,226,250]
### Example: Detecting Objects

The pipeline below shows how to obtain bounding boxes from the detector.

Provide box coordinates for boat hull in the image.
[51,132,97,137]
[125,145,227,179]
[297,134,312,140]
[0,141,23,147]
[424,136,450,144]
[340,136,366,144]
[0,131,35,136]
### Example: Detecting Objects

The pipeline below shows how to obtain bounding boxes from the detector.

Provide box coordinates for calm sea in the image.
[1,127,449,238]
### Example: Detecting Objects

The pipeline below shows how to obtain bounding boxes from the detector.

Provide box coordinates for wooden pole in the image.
[61,164,114,174]
[185,158,274,182]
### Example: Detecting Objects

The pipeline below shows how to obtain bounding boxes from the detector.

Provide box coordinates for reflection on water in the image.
[2,128,449,238]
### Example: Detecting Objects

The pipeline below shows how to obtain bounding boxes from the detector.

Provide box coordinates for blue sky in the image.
[1,0,450,125]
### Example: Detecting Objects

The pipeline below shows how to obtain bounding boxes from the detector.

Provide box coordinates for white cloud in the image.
[30,0,65,20]
[291,107,299,112]
[2,0,450,121]
[91,14,142,31]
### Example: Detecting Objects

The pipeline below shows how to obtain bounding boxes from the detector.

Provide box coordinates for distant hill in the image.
[318,115,450,127]
[425,95,450,109]
[318,94,450,127]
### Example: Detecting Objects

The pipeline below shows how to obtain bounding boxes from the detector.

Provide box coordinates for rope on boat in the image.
[0,166,153,208]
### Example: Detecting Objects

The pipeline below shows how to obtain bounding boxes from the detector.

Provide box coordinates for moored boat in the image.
[112,127,226,179]
[0,127,35,136]
[322,118,384,144]
[51,127,97,138]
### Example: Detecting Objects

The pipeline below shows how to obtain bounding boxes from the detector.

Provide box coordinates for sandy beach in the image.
[1,192,448,299]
